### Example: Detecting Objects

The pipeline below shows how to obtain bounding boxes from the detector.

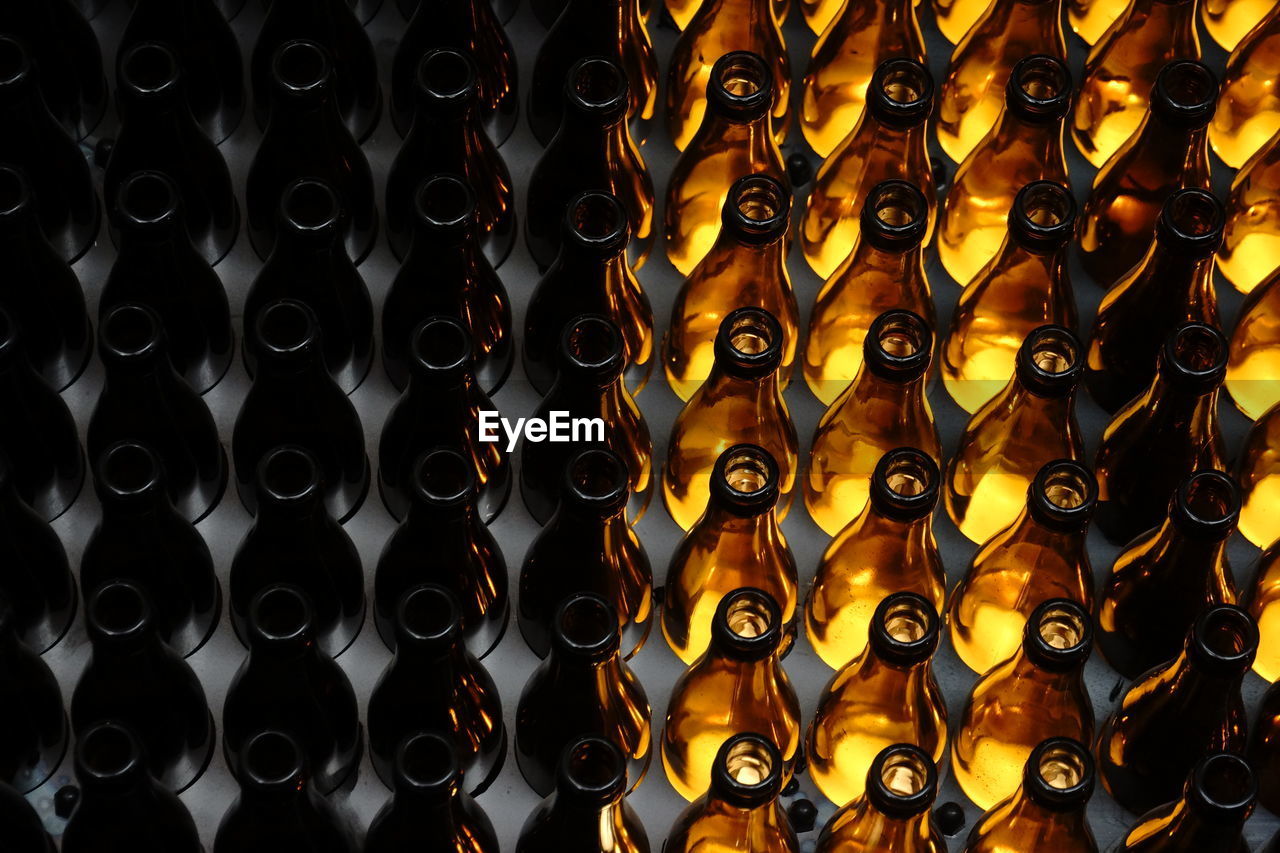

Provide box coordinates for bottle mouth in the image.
[411,448,478,509]
[864,309,931,383]
[1159,323,1228,392]
[869,592,939,667]
[564,191,629,255]
[714,307,784,379]
[254,299,321,360]
[1028,460,1097,530]
[551,593,621,660]
[257,445,322,506]
[1009,181,1075,254]
[394,732,461,794]
[1007,55,1072,123]
[88,580,153,641]
[710,587,783,660]
[867,58,934,128]
[1170,470,1240,540]
[0,165,30,220]
[119,42,181,99]
[1189,604,1258,672]
[712,733,783,808]
[866,744,937,819]
[280,178,341,235]
[242,730,307,790]
[1156,189,1224,258]
[1151,60,1218,129]
[416,48,476,108]
[722,174,790,244]
[869,448,939,522]
[414,174,476,232]
[1188,753,1257,823]
[558,315,625,381]
[272,40,332,99]
[1023,599,1092,671]
[708,51,772,120]
[710,444,780,516]
[96,441,164,503]
[0,36,31,89]
[409,315,473,379]
[396,583,464,647]
[557,737,627,804]
[115,171,181,230]
[1025,738,1095,810]
[565,56,629,119]
[100,303,164,362]
[76,722,145,786]
[563,448,629,514]
[1016,325,1083,397]
[249,584,314,645]
[860,180,928,252]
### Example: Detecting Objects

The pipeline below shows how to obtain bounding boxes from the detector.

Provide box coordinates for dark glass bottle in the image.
[107,42,239,267]
[247,39,377,263]
[1251,679,1280,816]
[223,584,361,794]
[243,178,373,394]
[82,441,219,658]
[382,176,514,395]
[230,445,365,658]
[88,303,227,524]
[1119,753,1256,851]
[386,49,515,267]
[62,721,202,853]
[233,299,369,522]
[0,778,54,853]
[813,744,940,853]
[0,596,66,794]
[0,455,74,653]
[71,580,215,793]
[0,0,107,141]
[367,584,506,794]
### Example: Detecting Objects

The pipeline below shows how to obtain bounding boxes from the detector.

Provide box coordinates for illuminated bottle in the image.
[941,182,1076,415]
[1097,604,1256,815]
[1077,60,1216,285]
[660,588,801,802]
[948,460,1097,675]
[807,593,946,807]
[1245,538,1280,681]
[667,0,791,30]
[952,598,1094,811]
[935,0,1067,165]
[805,309,941,537]
[663,445,798,665]
[664,308,798,530]
[806,180,933,406]
[1237,402,1280,550]
[1202,0,1273,50]
[1209,7,1280,169]
[814,743,945,853]
[1227,265,1280,420]
[1253,681,1280,814]
[806,449,943,670]
[1094,323,1228,544]
[1119,753,1256,851]
[801,58,935,281]
[939,54,1072,287]
[946,327,1085,544]
[1218,133,1280,295]
[1067,0,1128,44]
[1086,188,1224,413]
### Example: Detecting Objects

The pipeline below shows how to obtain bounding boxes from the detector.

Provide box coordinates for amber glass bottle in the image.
[1227,265,1280,420]
[939,55,1072,287]
[806,309,941,537]
[1120,752,1256,851]
[1068,0,1127,44]
[815,743,945,853]
[1253,680,1280,814]
[802,58,935,281]
[1094,323,1228,544]
[952,598,1094,811]
[946,326,1085,544]
[1202,0,1273,51]
[661,588,801,802]
[664,308,798,530]
[941,181,1076,414]
[806,450,943,669]
[1097,604,1256,815]
[1086,188,1224,412]
[806,181,933,406]
[1210,7,1280,169]
[1249,541,1280,681]
[1218,136,1280,295]
[1077,60,1216,286]
[807,593,946,806]
[1237,401,1280,549]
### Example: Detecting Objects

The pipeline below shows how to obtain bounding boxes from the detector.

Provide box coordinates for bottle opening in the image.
[411,317,471,373]
[874,314,927,359]
[413,449,475,505]
[734,178,785,223]
[251,585,311,642]
[1166,190,1223,240]
[102,304,161,359]
[79,724,140,780]
[121,42,178,94]
[567,449,628,502]
[562,738,626,795]
[399,585,459,643]
[882,454,931,499]
[725,592,774,640]
[1019,184,1070,228]
[880,748,931,798]
[120,172,178,226]
[872,184,923,229]
[724,309,778,359]
[881,598,930,643]
[397,733,457,789]
[101,442,161,497]
[1158,61,1217,112]
[0,37,28,86]
[1199,607,1256,659]
[875,60,930,107]
[715,53,767,100]
[563,316,622,370]
[1038,743,1086,790]
[1016,56,1069,101]
[415,175,475,229]
[1035,604,1086,651]
[0,166,26,217]
[283,180,340,231]
[569,58,627,110]
[1170,324,1227,374]
[244,731,304,786]
[275,40,329,91]
[1182,472,1240,525]
[91,582,149,636]
[260,446,320,503]
[723,450,772,495]
[568,192,627,244]
[257,300,316,356]
[419,49,474,100]
[556,594,617,653]
[1028,330,1078,376]
[724,737,775,786]
[1195,754,1257,813]
[1040,465,1090,510]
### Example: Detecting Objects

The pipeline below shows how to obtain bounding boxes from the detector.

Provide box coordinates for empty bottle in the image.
[0,456,74,653]
[1253,680,1280,814]
[1067,0,1127,44]
[1218,130,1280,296]
[0,0,106,141]
[667,0,784,28]
[0,778,54,853]
[1249,539,1280,681]
[815,743,945,853]
[1237,403,1280,549]
[1209,6,1280,169]
[1119,752,1256,851]
[1227,260,1280,420]
[0,595,66,793]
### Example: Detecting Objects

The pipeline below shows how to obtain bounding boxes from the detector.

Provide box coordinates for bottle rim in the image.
[100,302,165,364]
[75,722,146,787]
[393,731,463,796]
[722,174,790,245]
[256,444,323,506]
[562,191,630,256]
[564,56,629,121]
[868,448,939,523]
[1187,604,1257,673]
[271,40,333,100]
[87,579,154,643]
[1150,60,1218,130]
[1168,470,1240,541]
[1008,181,1075,254]
[561,448,629,515]
[710,733,784,808]
[410,447,479,509]
[551,592,621,661]
[860,180,928,252]
[864,309,931,383]
[556,314,625,381]
[409,314,474,380]
[556,737,628,804]
[395,583,464,648]
[114,170,182,232]
[709,444,780,516]
[707,51,772,121]
[1155,189,1224,259]
[413,174,477,232]
[868,591,940,667]
[1027,460,1097,531]
[713,307,784,380]
[1006,55,1072,124]
[95,440,165,504]
[1022,598,1092,671]
[241,730,308,791]
[867,58,934,129]
[865,743,938,819]
[415,48,477,111]
[1015,325,1083,398]
[0,35,32,90]
[248,584,315,647]
[1023,737,1095,811]
[1187,752,1257,823]
[253,298,321,361]
[1158,323,1227,393]
[709,587,783,660]
[119,42,181,101]
[279,178,342,236]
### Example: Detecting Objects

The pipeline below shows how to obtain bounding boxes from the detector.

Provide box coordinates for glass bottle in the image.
[939,54,1072,287]
[1097,603,1257,815]
[664,51,788,277]
[1202,0,1273,50]
[0,596,66,793]
[660,587,801,801]
[947,326,1085,543]
[1078,60,1216,285]
[0,0,106,141]
[1218,132,1280,296]
[667,0,789,29]
[941,181,1077,415]
[0,455,74,653]
[1237,402,1280,549]
[1253,680,1280,814]
[1120,752,1256,851]
[799,0,842,34]
[519,448,653,660]
[1249,540,1280,680]
[807,449,944,670]
[805,309,942,537]
[1068,0,1129,44]
[663,445,798,664]
[808,593,947,807]
[1227,260,1280,420]
[952,599,1094,811]
[0,777,53,853]
[814,743,946,853]
[1209,7,1280,170]
[948,460,1097,675]
[1094,323,1228,544]
[1087,188,1224,412]
[801,58,935,281]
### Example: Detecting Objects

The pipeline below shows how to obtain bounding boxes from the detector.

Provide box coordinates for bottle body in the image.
[1237,402,1280,550]
[1217,137,1280,296]
[1209,7,1280,169]
[1227,265,1280,420]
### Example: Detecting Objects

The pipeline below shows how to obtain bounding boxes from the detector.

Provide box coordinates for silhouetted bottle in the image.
[1119,752,1256,851]
[516,737,651,853]
[88,303,226,524]
[802,58,935,280]
[387,50,514,267]
[1252,680,1280,815]
[808,593,947,807]
[233,299,369,522]
[665,53,788,277]
[63,721,202,853]
[1078,60,1216,285]
[0,457,74,653]
[1218,131,1280,296]
[946,326,1085,543]
[384,176,513,395]
[1086,188,1224,412]
[0,35,99,264]
[213,730,359,853]
[0,0,107,141]
[365,731,501,853]
[1094,323,1229,544]
[952,598,1094,810]
[0,164,90,391]
[244,178,373,394]
[939,54,1072,286]
[942,181,1077,414]
[368,585,505,793]
[71,580,214,792]
[815,743,944,853]
[665,733,798,852]
[375,447,508,657]
[1238,403,1280,549]
[103,171,232,393]
[806,181,933,405]
[516,594,651,795]
[1228,262,1280,420]
[1210,6,1280,169]
[948,460,1097,674]
[247,40,377,263]
[526,57,654,273]
[0,596,65,794]
[519,448,653,659]
[0,778,54,853]
[661,587,801,801]
[805,309,942,537]
[1098,604,1256,814]
[520,315,652,525]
